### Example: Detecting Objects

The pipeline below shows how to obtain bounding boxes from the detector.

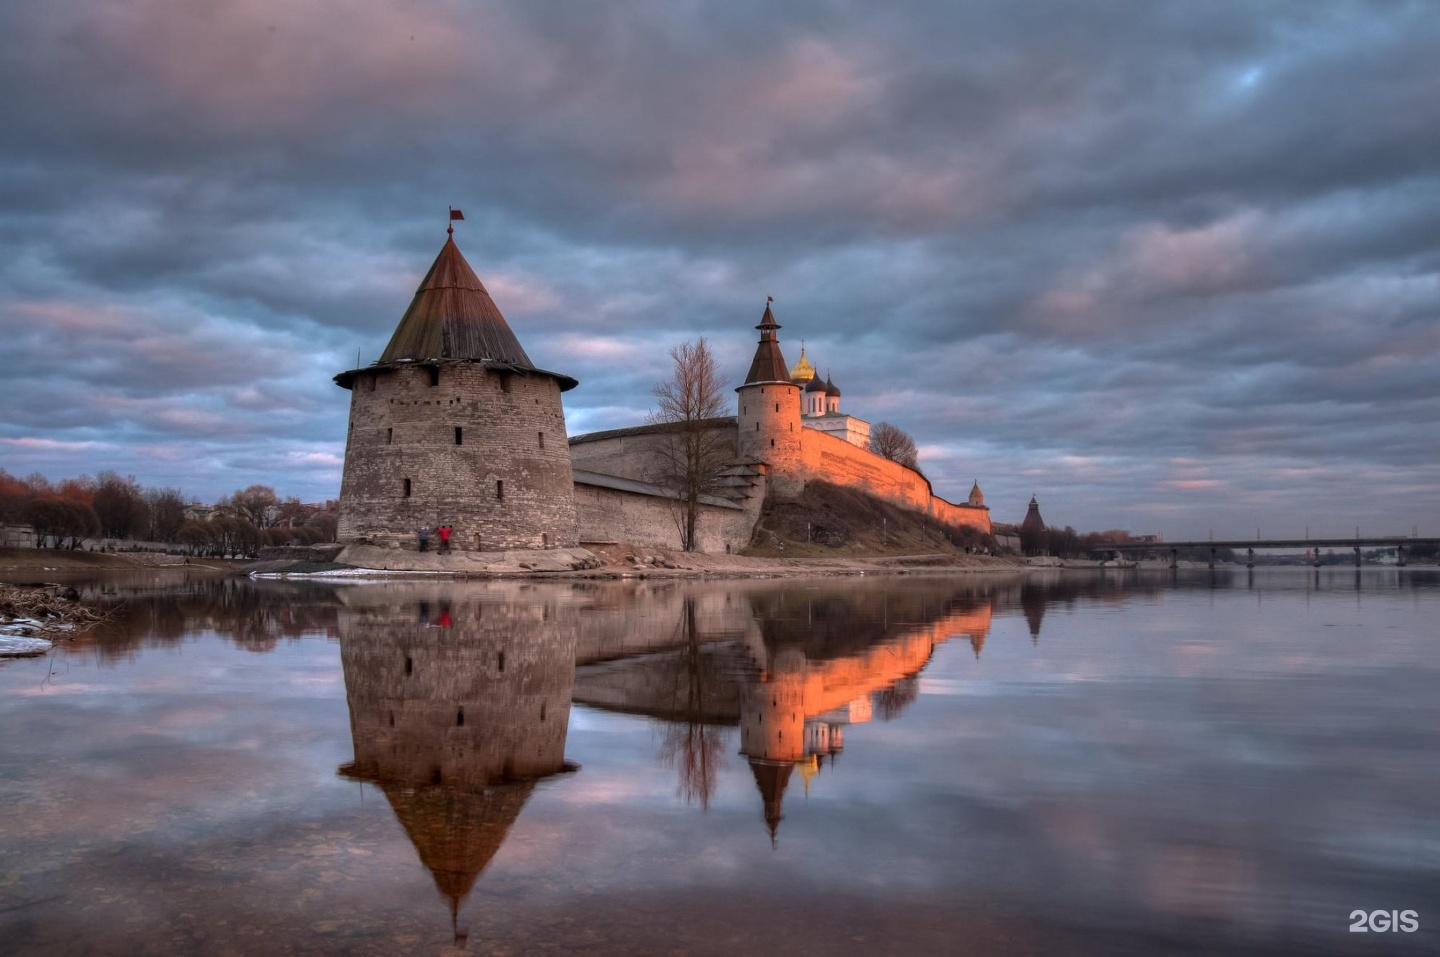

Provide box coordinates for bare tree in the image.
[145,487,187,543]
[870,421,920,471]
[650,337,731,552]
[93,471,149,540]
[222,485,279,528]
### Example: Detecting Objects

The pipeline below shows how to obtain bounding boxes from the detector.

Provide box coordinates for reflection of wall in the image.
[334,583,578,929]
[569,578,1001,841]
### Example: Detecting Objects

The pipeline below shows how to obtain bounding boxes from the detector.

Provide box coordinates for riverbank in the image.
[242,542,1026,579]
[0,547,246,579]
[0,581,115,656]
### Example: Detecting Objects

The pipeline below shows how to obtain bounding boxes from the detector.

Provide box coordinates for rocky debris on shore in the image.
[0,583,110,655]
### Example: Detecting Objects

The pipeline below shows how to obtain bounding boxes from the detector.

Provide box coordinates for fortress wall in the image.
[568,423,737,483]
[794,428,990,534]
[797,428,930,510]
[573,481,758,554]
[338,363,577,550]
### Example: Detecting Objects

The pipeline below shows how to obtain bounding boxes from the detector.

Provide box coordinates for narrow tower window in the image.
[428,367,440,387]
[403,478,412,498]
[454,426,463,445]
[538,431,545,449]
[456,708,465,727]
[386,427,392,445]
[497,651,506,673]
[404,656,413,676]
[775,403,779,412]
[496,480,504,501]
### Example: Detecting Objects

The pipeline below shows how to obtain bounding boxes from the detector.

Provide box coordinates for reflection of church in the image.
[335,585,578,942]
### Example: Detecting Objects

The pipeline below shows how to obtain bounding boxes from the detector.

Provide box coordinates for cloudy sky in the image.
[1,1,1437,538]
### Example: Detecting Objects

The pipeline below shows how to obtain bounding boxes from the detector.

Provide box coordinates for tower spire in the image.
[743,297,790,384]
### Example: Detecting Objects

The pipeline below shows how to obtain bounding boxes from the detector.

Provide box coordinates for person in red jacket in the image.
[436,525,453,554]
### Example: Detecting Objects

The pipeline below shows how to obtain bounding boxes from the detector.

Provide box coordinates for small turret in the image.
[968,481,984,507]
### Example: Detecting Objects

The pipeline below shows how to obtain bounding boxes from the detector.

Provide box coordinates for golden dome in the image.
[790,343,816,384]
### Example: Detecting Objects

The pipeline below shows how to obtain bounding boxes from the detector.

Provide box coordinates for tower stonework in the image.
[735,303,804,499]
[335,232,578,550]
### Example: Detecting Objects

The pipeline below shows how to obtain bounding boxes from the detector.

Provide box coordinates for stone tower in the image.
[735,301,804,498]
[334,228,579,550]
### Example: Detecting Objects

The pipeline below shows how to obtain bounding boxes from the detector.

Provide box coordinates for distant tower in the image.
[1021,495,1046,532]
[334,228,579,550]
[1020,495,1047,556]
[968,481,985,507]
[735,300,804,498]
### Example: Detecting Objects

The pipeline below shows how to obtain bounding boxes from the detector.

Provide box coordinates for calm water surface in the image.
[1,568,1437,956]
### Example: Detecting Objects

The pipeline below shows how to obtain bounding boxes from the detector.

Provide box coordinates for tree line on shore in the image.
[0,470,337,557]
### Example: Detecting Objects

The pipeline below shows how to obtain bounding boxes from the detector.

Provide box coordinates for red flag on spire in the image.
[449,208,465,221]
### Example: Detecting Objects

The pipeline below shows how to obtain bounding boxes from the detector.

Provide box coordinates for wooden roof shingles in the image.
[337,233,576,390]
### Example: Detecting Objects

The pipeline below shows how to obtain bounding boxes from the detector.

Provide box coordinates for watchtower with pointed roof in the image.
[334,229,579,550]
[736,301,804,497]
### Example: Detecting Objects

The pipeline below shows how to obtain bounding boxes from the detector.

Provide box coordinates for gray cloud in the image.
[0,1,1436,535]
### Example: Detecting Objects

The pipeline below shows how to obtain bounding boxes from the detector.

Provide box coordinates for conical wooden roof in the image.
[743,303,793,386]
[337,231,577,391]
[381,235,535,366]
[381,781,535,915]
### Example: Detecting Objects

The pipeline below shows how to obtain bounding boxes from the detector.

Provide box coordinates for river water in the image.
[1,568,1436,956]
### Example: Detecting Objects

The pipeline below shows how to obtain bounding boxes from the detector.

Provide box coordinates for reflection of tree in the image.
[65,579,343,661]
[872,673,921,722]
[658,597,728,810]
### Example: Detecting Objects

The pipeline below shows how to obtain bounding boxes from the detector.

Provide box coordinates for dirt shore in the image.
[0,548,246,580]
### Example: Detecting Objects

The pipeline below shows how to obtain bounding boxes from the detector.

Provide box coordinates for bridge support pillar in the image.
[1398,545,1407,567]
[1354,545,1362,568]
[1208,547,1216,569]
[1246,547,1255,569]
[1169,548,1178,570]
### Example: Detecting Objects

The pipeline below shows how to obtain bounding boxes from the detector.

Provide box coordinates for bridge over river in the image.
[1100,536,1440,568]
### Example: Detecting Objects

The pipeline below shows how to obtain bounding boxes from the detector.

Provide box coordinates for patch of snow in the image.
[0,635,53,656]
[250,568,454,581]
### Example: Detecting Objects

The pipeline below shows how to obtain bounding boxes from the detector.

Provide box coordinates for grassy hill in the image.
[744,481,998,559]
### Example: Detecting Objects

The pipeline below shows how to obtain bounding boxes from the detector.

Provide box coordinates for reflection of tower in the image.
[336,586,577,939]
[1020,583,1047,643]
[740,647,806,845]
